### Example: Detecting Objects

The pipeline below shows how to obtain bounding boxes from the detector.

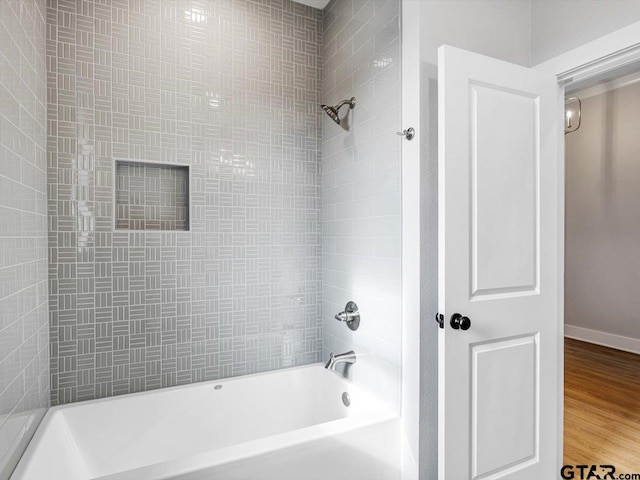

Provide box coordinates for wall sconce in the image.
[565,97,581,135]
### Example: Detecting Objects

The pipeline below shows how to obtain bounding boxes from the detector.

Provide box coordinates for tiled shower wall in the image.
[47,0,322,405]
[321,0,401,408]
[0,0,49,476]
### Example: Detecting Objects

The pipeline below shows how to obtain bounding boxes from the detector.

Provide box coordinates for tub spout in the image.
[324,351,356,371]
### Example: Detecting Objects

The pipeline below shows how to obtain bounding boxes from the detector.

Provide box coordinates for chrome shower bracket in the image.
[334,301,360,331]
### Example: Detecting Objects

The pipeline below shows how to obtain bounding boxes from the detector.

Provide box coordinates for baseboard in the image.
[565,325,640,355]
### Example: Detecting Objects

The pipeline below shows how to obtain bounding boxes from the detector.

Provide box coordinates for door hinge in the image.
[435,312,444,329]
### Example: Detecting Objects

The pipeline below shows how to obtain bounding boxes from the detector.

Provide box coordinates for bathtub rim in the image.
[99,409,399,480]
[12,363,399,480]
[46,363,336,413]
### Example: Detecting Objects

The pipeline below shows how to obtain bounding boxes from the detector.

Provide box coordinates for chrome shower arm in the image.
[334,97,356,111]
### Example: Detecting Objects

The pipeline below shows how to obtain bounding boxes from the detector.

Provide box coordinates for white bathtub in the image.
[11,364,400,480]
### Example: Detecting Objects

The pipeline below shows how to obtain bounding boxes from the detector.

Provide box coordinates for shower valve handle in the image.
[334,301,360,331]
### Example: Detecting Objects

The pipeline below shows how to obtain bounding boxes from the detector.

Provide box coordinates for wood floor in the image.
[564,338,640,470]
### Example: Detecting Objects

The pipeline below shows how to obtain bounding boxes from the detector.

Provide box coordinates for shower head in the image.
[321,104,340,124]
[320,97,356,125]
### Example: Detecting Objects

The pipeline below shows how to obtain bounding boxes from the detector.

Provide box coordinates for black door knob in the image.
[450,313,471,331]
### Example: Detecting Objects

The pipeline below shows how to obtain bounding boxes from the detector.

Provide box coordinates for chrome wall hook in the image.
[397,127,415,140]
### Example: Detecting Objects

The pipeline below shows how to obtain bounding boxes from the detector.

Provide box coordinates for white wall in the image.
[419,1,640,71]
[420,0,531,67]
[531,0,640,65]
[565,80,640,345]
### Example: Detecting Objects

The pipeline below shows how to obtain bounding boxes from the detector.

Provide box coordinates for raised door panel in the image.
[471,334,539,479]
[471,84,539,300]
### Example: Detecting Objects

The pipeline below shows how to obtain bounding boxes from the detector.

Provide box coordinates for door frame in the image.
[533,20,640,475]
[400,1,425,479]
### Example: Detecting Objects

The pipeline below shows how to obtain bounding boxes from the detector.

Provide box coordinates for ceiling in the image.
[292,0,330,10]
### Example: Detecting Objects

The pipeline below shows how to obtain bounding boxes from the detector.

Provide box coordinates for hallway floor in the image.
[564,338,640,471]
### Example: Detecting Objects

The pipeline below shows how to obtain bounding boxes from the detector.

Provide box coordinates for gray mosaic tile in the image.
[47,0,323,405]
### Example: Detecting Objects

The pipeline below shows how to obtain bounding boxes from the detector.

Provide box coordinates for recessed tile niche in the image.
[115,160,190,231]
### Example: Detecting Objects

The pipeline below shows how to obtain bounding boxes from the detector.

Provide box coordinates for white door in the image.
[438,45,561,480]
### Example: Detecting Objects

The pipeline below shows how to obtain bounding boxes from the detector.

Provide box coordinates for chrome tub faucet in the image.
[324,351,357,371]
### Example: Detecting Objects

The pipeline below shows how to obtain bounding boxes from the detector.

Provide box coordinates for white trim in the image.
[554,84,566,480]
[400,2,421,479]
[535,21,640,479]
[537,20,640,476]
[565,325,640,356]
[534,21,640,79]
[571,69,640,98]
